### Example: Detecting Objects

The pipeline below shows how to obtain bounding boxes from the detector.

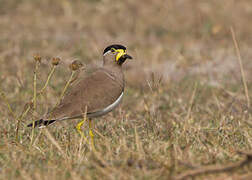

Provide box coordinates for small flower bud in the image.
[23,101,33,110]
[52,57,61,66]
[69,60,83,71]
[33,54,42,63]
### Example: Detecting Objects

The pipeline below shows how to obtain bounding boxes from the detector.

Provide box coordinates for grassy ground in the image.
[0,0,252,179]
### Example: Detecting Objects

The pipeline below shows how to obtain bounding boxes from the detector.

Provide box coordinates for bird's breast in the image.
[87,91,124,118]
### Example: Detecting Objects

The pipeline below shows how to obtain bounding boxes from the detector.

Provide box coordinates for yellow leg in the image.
[89,119,95,150]
[76,118,88,143]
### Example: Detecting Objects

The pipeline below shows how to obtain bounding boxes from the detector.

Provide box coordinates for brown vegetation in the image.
[0,0,252,179]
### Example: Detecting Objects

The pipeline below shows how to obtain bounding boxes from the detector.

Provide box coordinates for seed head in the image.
[33,54,42,63]
[52,57,61,66]
[23,101,33,110]
[69,60,83,71]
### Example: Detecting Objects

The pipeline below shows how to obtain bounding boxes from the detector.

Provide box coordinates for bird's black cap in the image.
[103,44,126,55]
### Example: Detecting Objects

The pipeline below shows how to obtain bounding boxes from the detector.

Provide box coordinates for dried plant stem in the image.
[186,83,197,120]
[33,61,40,110]
[230,27,250,108]
[174,151,252,180]
[58,71,76,105]
[15,117,22,141]
[30,61,40,146]
[15,105,31,141]
[184,83,197,131]
[0,88,21,142]
[16,65,57,141]
[20,105,31,120]
[39,66,56,95]
[0,89,16,118]
[30,121,36,147]
[43,128,68,159]
[47,71,76,119]
[135,126,142,154]
[22,66,57,121]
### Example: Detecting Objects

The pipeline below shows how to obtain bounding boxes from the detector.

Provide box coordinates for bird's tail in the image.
[27,119,56,128]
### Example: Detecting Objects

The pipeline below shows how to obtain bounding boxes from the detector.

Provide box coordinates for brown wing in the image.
[47,68,124,120]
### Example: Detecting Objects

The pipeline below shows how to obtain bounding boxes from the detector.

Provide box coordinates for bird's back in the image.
[47,67,124,120]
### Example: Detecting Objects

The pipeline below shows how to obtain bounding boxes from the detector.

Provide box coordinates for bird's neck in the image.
[103,62,121,70]
[103,62,123,80]
[102,60,124,89]
[103,55,122,72]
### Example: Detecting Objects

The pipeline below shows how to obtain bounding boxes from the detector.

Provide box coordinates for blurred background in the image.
[0,0,251,87]
[0,0,252,179]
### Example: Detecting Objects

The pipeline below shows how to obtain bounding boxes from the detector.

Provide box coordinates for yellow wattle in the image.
[115,49,126,61]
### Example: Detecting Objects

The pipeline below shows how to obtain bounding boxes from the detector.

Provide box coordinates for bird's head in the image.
[103,44,132,66]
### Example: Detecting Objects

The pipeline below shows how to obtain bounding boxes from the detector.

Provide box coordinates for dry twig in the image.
[230,27,250,108]
[174,151,252,180]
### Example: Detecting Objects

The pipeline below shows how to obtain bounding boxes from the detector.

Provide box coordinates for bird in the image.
[27,44,132,148]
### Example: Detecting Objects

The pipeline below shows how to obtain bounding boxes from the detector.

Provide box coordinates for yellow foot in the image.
[76,119,85,131]
[76,119,88,143]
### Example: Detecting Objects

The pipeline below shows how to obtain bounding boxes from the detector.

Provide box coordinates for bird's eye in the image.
[111,48,116,53]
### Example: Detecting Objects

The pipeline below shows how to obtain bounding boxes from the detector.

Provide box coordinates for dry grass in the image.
[0,0,252,179]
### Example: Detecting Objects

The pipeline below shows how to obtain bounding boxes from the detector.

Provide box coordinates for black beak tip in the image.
[125,54,133,59]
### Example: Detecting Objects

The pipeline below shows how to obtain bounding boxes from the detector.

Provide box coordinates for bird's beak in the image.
[123,54,133,60]
[117,53,133,65]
